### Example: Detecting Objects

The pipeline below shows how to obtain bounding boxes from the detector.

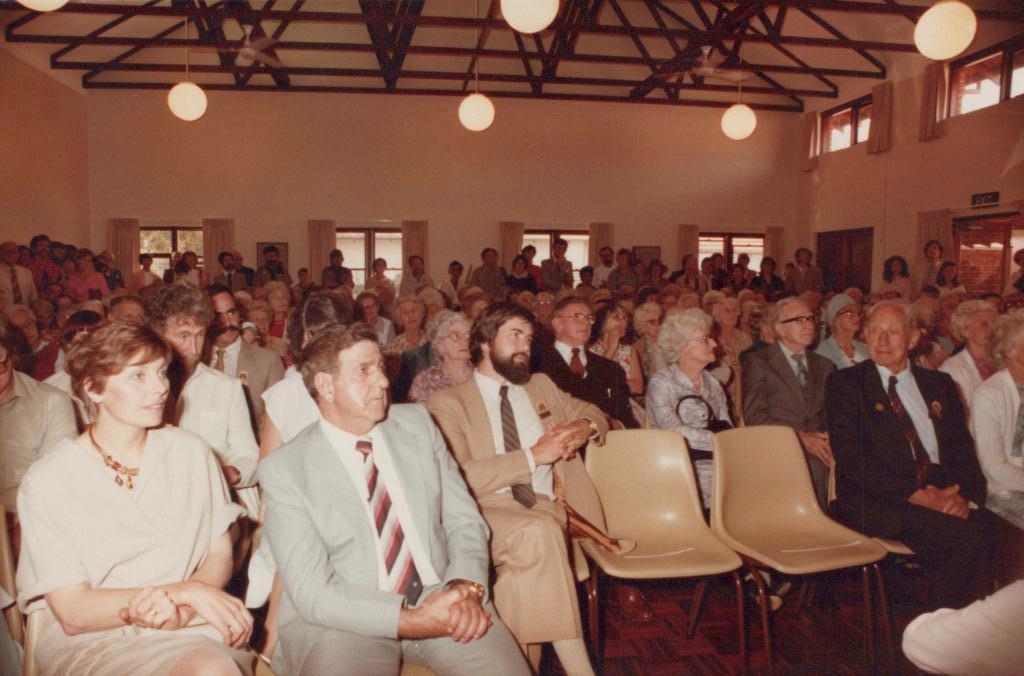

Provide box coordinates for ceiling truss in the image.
[4,0,1023,113]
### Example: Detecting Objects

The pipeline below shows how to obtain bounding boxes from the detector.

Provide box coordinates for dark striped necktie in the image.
[886,376,932,489]
[499,385,537,508]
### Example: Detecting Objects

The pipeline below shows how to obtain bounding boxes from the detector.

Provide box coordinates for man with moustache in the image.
[260,323,528,675]
[212,251,250,293]
[146,284,261,518]
[206,284,285,427]
[427,303,609,675]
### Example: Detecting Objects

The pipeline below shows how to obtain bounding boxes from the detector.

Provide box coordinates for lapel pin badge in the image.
[874,402,885,412]
[537,402,552,419]
[238,371,249,385]
[931,401,942,420]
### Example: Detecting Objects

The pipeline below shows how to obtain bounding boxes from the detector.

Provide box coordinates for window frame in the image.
[819,93,873,154]
[334,227,402,287]
[139,224,203,275]
[948,33,1024,118]
[698,232,766,267]
[522,228,590,285]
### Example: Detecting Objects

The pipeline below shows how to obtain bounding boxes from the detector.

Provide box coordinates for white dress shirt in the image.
[473,370,554,499]
[778,341,807,380]
[592,264,614,288]
[318,418,440,590]
[876,363,940,464]
[262,366,320,444]
[554,340,587,370]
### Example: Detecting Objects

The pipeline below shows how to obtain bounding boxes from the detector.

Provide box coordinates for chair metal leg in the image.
[861,565,875,667]
[796,577,817,613]
[873,562,895,665]
[747,566,773,673]
[732,570,747,674]
[586,567,601,661]
[686,579,708,637]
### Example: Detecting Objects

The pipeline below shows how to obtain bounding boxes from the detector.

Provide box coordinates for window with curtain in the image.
[699,234,765,269]
[140,226,203,277]
[949,34,1024,118]
[820,94,872,154]
[522,229,589,285]
[335,228,401,287]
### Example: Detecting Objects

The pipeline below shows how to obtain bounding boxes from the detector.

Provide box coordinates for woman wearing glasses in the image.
[408,310,472,403]
[354,290,395,347]
[816,293,869,370]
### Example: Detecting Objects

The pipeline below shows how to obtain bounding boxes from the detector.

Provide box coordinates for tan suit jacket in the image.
[427,372,608,643]
[234,340,285,427]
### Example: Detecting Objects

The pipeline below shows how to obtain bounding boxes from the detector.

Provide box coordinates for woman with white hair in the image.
[969,312,1024,529]
[940,300,998,408]
[383,293,426,356]
[407,310,472,403]
[816,293,869,370]
[646,308,730,507]
[631,301,661,380]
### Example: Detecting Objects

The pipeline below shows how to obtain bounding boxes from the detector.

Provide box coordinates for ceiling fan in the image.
[684,46,744,84]
[196,24,283,69]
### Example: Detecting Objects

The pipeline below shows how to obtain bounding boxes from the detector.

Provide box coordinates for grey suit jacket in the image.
[234,340,285,426]
[260,404,491,645]
[211,271,249,292]
[742,342,835,432]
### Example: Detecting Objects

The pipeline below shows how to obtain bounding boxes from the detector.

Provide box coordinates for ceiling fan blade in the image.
[253,51,284,69]
[248,36,277,52]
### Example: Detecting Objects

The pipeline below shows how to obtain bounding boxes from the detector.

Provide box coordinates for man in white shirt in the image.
[0,241,37,309]
[146,284,260,517]
[399,255,435,294]
[206,284,285,428]
[260,323,527,675]
[591,246,614,289]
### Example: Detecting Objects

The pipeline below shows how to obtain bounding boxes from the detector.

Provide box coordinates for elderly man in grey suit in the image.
[742,296,836,507]
[260,323,528,676]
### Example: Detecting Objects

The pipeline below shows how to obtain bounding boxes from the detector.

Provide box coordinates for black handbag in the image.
[675,394,733,460]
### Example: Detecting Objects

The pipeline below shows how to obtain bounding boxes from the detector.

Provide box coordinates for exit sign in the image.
[971,191,1000,208]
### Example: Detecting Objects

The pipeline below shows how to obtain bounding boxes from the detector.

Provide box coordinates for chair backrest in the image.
[0,506,23,647]
[711,425,824,535]
[584,429,706,545]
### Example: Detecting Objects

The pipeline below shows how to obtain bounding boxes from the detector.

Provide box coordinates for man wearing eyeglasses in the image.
[742,297,836,508]
[207,284,285,428]
[536,296,639,430]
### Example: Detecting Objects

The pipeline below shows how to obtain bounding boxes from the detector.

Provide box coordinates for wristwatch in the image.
[445,578,485,601]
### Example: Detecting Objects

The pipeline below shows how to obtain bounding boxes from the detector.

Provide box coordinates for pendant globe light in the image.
[167,18,208,122]
[914,1,977,61]
[16,0,69,11]
[721,67,756,141]
[459,0,495,132]
[501,0,558,34]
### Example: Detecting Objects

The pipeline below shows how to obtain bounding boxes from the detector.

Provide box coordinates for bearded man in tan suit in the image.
[427,302,608,676]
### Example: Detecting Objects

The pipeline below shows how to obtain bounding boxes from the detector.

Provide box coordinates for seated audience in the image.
[749,257,785,301]
[427,303,610,674]
[632,301,661,380]
[605,249,638,293]
[789,247,822,294]
[211,251,249,293]
[24,235,62,293]
[65,249,110,303]
[540,239,573,295]
[1,241,39,308]
[506,255,539,294]
[438,260,464,308]
[108,294,146,325]
[255,245,291,287]
[355,290,395,346]
[647,308,729,508]
[418,286,445,324]
[877,255,913,299]
[365,257,397,309]
[16,321,253,675]
[711,295,751,419]
[589,305,643,397]
[816,293,869,370]
[0,315,76,512]
[385,294,427,357]
[826,300,998,610]
[261,324,528,676]
[970,312,1024,530]
[940,299,997,408]
[535,296,638,429]
[399,254,434,294]
[935,261,966,297]
[466,248,506,302]
[742,297,836,507]
[408,310,472,403]
[574,266,596,302]
[913,239,947,294]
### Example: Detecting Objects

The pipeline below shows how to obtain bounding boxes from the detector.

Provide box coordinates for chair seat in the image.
[719,523,887,575]
[874,537,915,556]
[580,535,741,580]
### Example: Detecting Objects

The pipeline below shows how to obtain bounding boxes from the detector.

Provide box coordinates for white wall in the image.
[84,89,802,280]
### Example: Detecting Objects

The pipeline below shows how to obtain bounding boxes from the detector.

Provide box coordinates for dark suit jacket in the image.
[742,343,835,432]
[536,342,639,429]
[237,265,255,287]
[826,359,987,537]
[392,341,434,403]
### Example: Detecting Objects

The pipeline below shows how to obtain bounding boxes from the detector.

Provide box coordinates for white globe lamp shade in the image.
[501,0,558,34]
[16,0,69,11]
[167,82,208,122]
[914,1,977,61]
[721,103,757,140]
[458,93,495,132]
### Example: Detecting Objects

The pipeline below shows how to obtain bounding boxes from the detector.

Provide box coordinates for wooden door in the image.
[816,227,874,293]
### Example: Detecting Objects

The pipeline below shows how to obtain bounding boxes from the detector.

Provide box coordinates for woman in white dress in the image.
[16,321,252,676]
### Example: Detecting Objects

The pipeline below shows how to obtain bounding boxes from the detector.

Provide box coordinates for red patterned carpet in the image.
[541,565,930,675]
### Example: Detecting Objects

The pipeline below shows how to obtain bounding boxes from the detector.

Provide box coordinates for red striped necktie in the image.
[355,439,423,605]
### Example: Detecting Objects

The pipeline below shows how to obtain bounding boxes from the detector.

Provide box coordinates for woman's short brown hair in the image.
[300,323,379,400]
[286,292,354,363]
[66,321,172,405]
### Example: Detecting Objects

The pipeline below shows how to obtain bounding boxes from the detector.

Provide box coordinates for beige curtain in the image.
[401,220,429,276]
[764,226,785,262]
[107,218,139,278]
[201,218,234,272]
[799,112,818,172]
[499,221,524,270]
[678,224,699,264]
[867,81,893,154]
[917,209,954,264]
[307,219,336,279]
[588,222,613,265]
[919,63,946,142]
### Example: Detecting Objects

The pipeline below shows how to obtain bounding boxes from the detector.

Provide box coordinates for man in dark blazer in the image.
[826,300,997,610]
[535,296,639,429]
[743,297,836,507]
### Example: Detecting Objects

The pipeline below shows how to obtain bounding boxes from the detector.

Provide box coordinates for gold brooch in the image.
[874,402,885,412]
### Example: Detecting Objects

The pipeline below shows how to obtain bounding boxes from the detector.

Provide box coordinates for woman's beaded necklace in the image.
[88,426,140,491]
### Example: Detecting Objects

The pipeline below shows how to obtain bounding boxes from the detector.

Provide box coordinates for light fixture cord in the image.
[185,12,191,82]
[737,57,742,103]
[475,0,480,93]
